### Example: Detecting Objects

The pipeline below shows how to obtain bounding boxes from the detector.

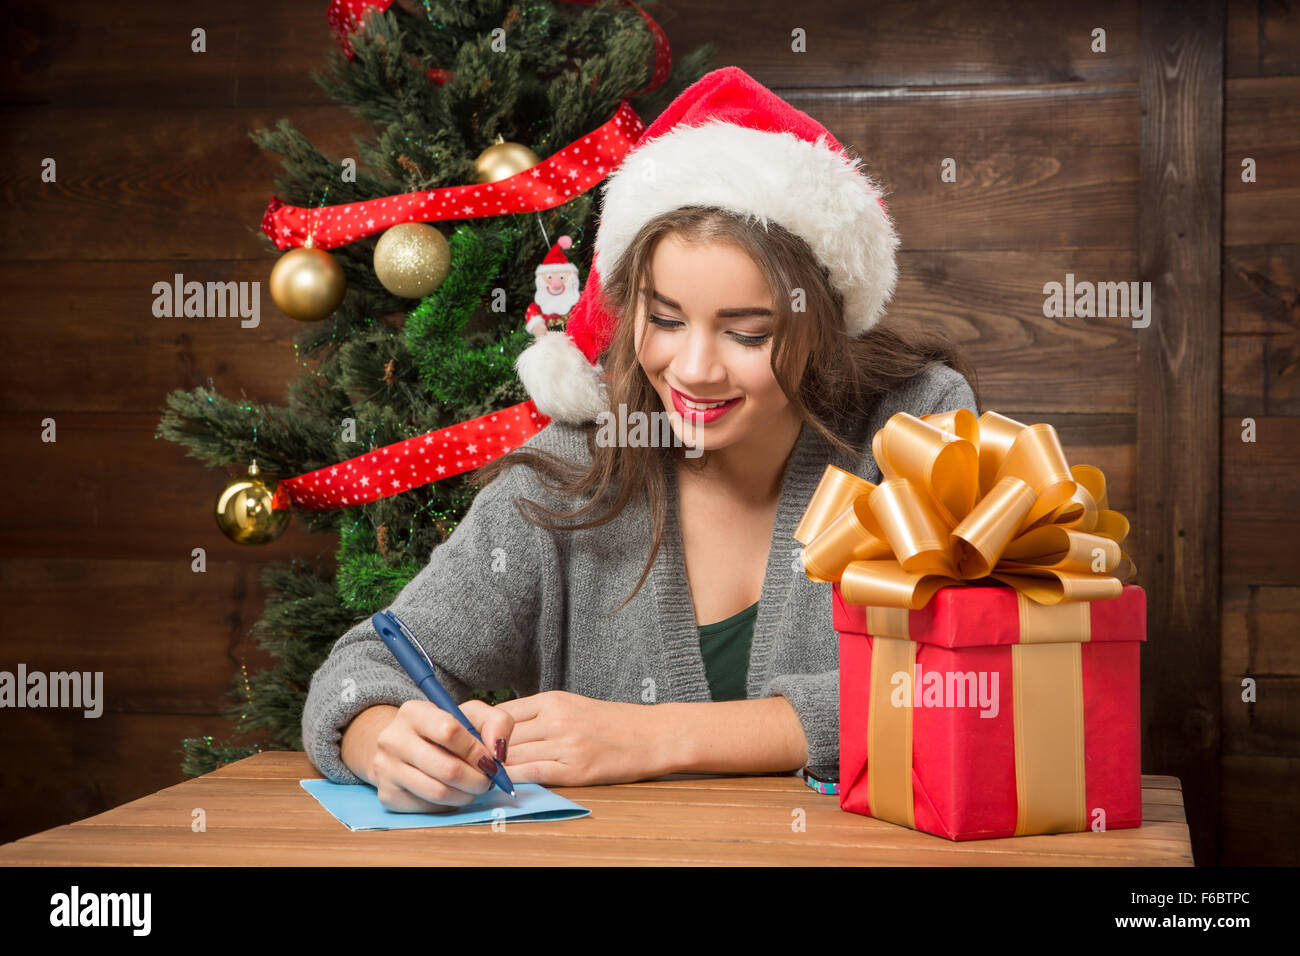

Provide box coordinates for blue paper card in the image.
[300,779,591,831]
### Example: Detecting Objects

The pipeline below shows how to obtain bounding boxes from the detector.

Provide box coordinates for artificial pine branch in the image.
[405,221,531,405]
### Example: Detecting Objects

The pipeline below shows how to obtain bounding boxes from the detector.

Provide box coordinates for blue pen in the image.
[371,609,517,800]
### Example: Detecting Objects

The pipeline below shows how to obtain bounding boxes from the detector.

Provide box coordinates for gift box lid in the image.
[832,581,1146,647]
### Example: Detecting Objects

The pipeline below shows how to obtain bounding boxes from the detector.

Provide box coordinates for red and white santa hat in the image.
[537,235,578,276]
[516,66,900,425]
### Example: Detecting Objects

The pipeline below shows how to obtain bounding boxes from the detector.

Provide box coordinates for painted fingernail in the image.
[477,754,496,776]
[495,737,507,762]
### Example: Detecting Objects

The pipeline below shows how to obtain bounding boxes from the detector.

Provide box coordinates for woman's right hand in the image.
[368,699,515,813]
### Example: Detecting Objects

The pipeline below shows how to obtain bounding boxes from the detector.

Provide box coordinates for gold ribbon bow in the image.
[794,409,1137,609]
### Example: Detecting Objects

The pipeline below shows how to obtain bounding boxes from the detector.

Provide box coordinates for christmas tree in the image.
[156,0,713,777]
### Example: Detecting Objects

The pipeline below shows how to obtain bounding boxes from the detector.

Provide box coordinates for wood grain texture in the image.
[0,0,1141,109]
[1135,0,1224,864]
[895,249,1140,413]
[0,258,310,414]
[1,556,286,712]
[0,2,337,109]
[1225,0,1300,78]
[0,712,267,846]
[0,411,343,561]
[1221,417,1300,588]
[1223,246,1300,417]
[1219,0,1300,869]
[0,752,1193,866]
[626,0,1140,88]
[787,83,1139,250]
[1222,584,1300,676]
[0,106,372,262]
[1219,755,1300,866]
[1224,76,1300,246]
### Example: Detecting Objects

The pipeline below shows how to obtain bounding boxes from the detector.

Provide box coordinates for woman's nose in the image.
[672,328,725,381]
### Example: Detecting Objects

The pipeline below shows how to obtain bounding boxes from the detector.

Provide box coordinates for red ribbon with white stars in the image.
[266,0,671,251]
[260,100,647,250]
[278,401,551,510]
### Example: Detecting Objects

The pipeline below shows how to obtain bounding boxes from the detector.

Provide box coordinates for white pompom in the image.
[515,331,608,423]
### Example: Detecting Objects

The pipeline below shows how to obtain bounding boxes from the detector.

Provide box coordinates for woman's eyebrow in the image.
[649,289,773,318]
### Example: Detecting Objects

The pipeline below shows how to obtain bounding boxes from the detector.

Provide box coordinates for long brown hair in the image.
[474,206,980,615]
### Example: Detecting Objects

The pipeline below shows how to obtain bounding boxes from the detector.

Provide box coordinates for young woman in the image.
[303,67,980,812]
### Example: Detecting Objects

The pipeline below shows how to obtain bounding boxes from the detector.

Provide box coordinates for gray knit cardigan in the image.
[302,362,978,784]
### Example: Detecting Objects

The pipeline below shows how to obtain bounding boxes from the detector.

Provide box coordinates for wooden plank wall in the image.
[1137,0,1223,865]
[0,0,1294,863]
[1221,0,1300,865]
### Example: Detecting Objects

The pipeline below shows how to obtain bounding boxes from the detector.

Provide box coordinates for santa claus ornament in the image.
[515,234,609,423]
[513,65,899,426]
[525,235,581,335]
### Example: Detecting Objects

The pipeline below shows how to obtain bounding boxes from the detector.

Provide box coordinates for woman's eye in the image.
[648,314,771,348]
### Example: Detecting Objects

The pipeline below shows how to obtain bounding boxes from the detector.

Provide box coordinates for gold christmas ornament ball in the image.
[475,137,541,183]
[269,246,347,321]
[214,461,291,545]
[373,223,451,299]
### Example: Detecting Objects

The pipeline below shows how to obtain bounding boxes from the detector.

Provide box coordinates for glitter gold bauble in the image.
[215,461,291,545]
[268,246,347,321]
[474,136,541,183]
[373,223,451,298]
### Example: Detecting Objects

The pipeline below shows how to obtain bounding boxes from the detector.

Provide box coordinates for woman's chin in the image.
[672,416,741,458]
[665,411,705,453]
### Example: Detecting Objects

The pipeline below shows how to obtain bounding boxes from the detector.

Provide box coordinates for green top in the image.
[697,601,758,702]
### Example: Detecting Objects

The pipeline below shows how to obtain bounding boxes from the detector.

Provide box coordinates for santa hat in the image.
[537,235,578,276]
[516,65,900,425]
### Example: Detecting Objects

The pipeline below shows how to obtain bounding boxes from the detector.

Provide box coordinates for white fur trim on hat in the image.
[515,330,608,423]
[595,121,900,335]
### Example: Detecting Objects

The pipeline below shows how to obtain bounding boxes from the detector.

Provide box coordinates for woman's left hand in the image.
[493,690,671,787]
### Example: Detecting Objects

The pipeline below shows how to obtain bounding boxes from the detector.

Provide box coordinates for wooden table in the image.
[0,752,1193,865]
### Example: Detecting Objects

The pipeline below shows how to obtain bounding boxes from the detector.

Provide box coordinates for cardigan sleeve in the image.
[763,364,980,775]
[300,457,554,785]
[923,366,978,418]
[766,669,840,772]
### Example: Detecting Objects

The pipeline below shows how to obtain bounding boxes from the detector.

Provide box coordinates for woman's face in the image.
[634,232,795,455]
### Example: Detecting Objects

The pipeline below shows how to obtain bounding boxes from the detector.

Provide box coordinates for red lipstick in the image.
[670,387,742,423]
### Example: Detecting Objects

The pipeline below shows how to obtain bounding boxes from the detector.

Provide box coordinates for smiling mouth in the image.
[670,387,742,409]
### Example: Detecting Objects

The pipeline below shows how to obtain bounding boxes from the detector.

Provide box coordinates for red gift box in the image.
[793,405,1147,839]
[834,580,1146,840]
